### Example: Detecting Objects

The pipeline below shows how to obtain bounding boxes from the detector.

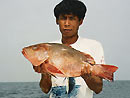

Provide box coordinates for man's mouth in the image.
[64,29,72,32]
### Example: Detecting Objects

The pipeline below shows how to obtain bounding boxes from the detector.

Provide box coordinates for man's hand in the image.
[33,65,42,73]
[33,63,47,73]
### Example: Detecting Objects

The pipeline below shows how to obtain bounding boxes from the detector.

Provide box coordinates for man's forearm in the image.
[82,74,103,94]
[39,73,52,94]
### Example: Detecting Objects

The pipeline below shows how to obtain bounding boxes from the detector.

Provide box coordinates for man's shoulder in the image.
[78,37,102,47]
[49,37,102,47]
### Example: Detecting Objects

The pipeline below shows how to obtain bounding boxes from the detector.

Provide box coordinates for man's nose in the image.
[64,19,70,26]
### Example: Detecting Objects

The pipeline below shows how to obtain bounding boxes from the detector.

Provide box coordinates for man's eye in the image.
[60,17,66,20]
[70,17,75,20]
[70,17,73,20]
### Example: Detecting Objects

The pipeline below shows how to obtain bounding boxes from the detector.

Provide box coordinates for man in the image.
[34,0,105,98]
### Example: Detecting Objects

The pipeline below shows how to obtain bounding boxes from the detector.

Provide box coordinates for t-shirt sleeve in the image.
[91,42,105,64]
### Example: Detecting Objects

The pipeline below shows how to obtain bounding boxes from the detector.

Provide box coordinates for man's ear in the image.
[56,19,59,25]
[79,19,83,26]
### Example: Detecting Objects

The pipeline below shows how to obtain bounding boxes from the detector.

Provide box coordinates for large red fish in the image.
[22,43,118,93]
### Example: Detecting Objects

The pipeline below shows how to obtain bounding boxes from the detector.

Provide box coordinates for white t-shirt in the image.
[50,37,105,98]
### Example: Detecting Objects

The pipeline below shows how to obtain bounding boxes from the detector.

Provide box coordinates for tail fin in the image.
[91,64,118,81]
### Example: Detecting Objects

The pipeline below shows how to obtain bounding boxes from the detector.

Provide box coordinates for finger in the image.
[33,66,41,73]
[33,66,37,72]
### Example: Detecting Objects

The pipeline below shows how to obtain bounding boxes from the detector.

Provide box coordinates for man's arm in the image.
[39,73,52,94]
[81,42,104,94]
[33,64,52,94]
[81,74,103,94]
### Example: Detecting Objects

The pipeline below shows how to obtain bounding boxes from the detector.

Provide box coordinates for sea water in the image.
[0,80,129,98]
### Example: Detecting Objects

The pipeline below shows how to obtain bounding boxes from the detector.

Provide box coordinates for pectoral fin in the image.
[81,74,103,94]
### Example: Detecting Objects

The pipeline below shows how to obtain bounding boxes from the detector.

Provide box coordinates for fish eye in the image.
[32,46,38,50]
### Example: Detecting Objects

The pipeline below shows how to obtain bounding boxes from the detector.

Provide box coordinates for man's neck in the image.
[61,35,79,45]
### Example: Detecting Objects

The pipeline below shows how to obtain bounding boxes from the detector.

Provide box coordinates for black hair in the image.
[54,0,87,20]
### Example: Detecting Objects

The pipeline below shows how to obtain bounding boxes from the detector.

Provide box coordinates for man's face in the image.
[56,14,83,38]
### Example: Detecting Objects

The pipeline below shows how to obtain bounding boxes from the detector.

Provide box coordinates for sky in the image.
[0,0,130,82]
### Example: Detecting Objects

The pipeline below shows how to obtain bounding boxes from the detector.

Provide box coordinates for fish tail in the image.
[91,64,118,81]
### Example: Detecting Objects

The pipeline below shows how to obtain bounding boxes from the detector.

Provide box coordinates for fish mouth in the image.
[22,48,48,66]
[22,49,28,59]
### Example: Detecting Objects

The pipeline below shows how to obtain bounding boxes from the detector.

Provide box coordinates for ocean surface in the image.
[0,80,129,98]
